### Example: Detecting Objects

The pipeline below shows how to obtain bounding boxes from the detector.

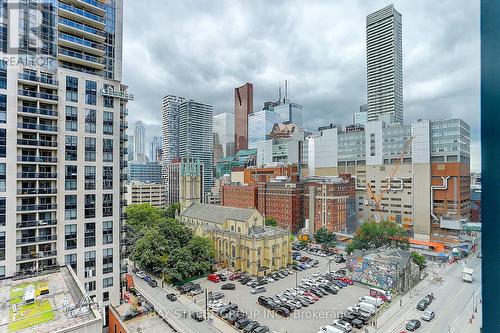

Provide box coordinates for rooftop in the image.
[0,266,101,333]
[181,203,256,224]
[113,303,174,333]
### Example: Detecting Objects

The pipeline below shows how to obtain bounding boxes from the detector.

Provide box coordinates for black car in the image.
[209,292,224,301]
[280,270,289,276]
[235,318,251,329]
[351,318,364,328]
[254,326,270,333]
[416,299,428,311]
[166,293,177,302]
[240,277,252,285]
[243,321,260,333]
[280,303,294,312]
[406,319,421,331]
[219,303,238,316]
[340,313,357,324]
[222,283,236,290]
[310,288,324,297]
[147,279,158,288]
[275,306,291,318]
[323,285,338,294]
[191,311,204,322]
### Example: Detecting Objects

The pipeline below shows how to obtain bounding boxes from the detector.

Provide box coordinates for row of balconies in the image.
[18,106,58,118]
[17,139,57,147]
[16,234,57,245]
[17,172,57,179]
[18,73,59,87]
[17,219,57,229]
[18,90,58,102]
[16,204,57,212]
[17,250,57,262]
[17,156,58,163]
[17,123,58,132]
[17,188,57,195]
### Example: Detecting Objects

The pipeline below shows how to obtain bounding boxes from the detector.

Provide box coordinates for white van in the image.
[317,325,346,333]
[359,295,384,307]
[358,301,377,315]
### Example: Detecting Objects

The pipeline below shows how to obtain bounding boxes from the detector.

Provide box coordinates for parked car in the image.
[421,310,435,321]
[235,318,251,329]
[242,321,260,333]
[209,291,224,300]
[147,279,157,288]
[406,319,421,331]
[217,273,227,281]
[251,286,266,294]
[254,326,270,333]
[189,288,203,296]
[166,293,177,302]
[221,283,236,290]
[208,273,221,283]
[333,319,352,332]
[229,272,242,281]
[240,277,252,285]
[135,271,146,278]
[275,306,291,317]
[191,311,204,322]
[416,299,428,311]
[351,318,364,329]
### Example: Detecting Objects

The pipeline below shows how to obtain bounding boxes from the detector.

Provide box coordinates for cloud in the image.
[122,0,480,171]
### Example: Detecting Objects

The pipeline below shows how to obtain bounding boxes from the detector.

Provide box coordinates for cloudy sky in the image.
[122,0,480,171]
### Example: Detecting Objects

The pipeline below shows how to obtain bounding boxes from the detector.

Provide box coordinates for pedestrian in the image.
[400,299,402,307]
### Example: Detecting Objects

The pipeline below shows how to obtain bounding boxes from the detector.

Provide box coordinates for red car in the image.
[339,277,353,285]
[229,272,242,281]
[208,274,221,283]
[304,291,320,301]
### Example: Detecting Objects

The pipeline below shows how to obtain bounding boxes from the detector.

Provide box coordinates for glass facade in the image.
[248,110,283,149]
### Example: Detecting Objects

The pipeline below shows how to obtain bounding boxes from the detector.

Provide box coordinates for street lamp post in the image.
[295,271,298,288]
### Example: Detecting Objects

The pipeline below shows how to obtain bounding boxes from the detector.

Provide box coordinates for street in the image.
[375,252,482,333]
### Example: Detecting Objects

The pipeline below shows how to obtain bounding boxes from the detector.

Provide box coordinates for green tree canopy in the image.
[265,217,278,227]
[410,251,426,270]
[166,247,195,281]
[158,217,193,251]
[186,236,216,275]
[346,220,409,254]
[314,227,337,248]
[131,228,169,272]
[125,203,164,232]
[165,202,180,219]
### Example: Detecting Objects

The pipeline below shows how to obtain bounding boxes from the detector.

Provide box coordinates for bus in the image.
[369,287,392,302]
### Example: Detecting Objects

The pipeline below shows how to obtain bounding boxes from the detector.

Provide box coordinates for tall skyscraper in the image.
[162,96,213,199]
[134,121,145,161]
[127,135,135,161]
[272,81,303,128]
[234,83,253,152]
[366,4,403,123]
[213,112,235,157]
[150,136,161,161]
[1,0,131,307]
[248,109,284,148]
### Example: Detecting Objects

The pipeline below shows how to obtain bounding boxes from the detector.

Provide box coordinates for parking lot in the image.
[192,251,372,333]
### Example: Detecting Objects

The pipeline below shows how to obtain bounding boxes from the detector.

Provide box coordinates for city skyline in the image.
[122,0,480,171]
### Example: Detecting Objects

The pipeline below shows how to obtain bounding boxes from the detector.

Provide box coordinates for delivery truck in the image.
[462,267,474,282]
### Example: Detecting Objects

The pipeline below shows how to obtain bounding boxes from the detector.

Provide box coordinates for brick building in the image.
[244,164,299,185]
[304,175,357,234]
[257,182,304,232]
[221,185,259,209]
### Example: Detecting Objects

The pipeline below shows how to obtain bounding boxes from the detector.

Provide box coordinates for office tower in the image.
[128,161,162,183]
[353,104,368,125]
[150,136,161,162]
[1,0,131,307]
[234,83,253,152]
[178,100,213,197]
[366,4,403,123]
[213,133,224,163]
[213,112,235,157]
[127,135,135,161]
[248,109,284,148]
[134,121,145,161]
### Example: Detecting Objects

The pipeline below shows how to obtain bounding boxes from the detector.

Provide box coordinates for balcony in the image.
[121,108,128,116]
[18,73,58,87]
[17,188,57,195]
[58,48,105,70]
[58,32,105,56]
[17,219,57,228]
[58,2,105,29]
[18,90,58,103]
[16,235,57,245]
[120,121,128,129]
[17,172,57,179]
[17,123,58,133]
[101,86,134,101]
[16,204,57,212]
[18,106,58,117]
[77,0,107,15]
[17,139,58,148]
[121,161,128,168]
[17,250,57,261]
[17,155,58,163]
[58,17,106,42]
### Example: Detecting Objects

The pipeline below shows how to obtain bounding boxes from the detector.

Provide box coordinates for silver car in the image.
[422,309,435,321]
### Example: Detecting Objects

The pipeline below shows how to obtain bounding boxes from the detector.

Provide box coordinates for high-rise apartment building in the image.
[366,4,403,123]
[213,112,235,157]
[161,95,186,164]
[248,109,284,148]
[0,0,131,308]
[127,135,134,161]
[134,120,145,161]
[150,135,161,161]
[234,83,253,152]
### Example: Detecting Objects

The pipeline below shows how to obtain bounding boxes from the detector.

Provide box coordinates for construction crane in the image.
[365,136,414,222]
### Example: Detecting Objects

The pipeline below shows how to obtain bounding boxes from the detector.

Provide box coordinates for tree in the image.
[265,217,278,227]
[411,251,426,270]
[314,227,337,248]
[346,220,409,254]
[165,247,195,282]
[125,203,164,233]
[131,228,169,272]
[164,202,180,219]
[186,236,215,275]
[158,218,193,252]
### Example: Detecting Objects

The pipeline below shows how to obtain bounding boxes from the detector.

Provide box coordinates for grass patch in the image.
[8,299,54,332]
[10,283,32,305]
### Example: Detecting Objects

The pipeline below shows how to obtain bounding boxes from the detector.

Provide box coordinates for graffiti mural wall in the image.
[346,256,398,290]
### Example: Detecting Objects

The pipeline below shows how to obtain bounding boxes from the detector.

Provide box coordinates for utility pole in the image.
[295,271,298,288]
[205,288,208,319]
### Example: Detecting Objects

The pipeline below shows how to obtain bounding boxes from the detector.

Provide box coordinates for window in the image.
[103,291,109,301]
[103,111,113,135]
[65,135,77,161]
[65,253,77,270]
[0,231,4,260]
[85,194,96,219]
[0,94,5,123]
[66,76,78,102]
[85,222,96,247]
[65,224,77,250]
[0,266,4,278]
[84,251,96,278]
[85,80,97,105]
[85,281,96,292]
[65,195,77,220]
[103,139,113,162]
[65,165,77,190]
[103,194,113,217]
[65,106,78,131]
[85,109,96,133]
[0,198,5,226]
[103,166,113,189]
[0,163,5,191]
[102,221,113,244]
[0,60,6,89]
[103,248,113,274]
[0,24,6,53]
[0,129,5,157]
[103,277,113,288]
[85,166,96,190]
[85,137,96,162]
